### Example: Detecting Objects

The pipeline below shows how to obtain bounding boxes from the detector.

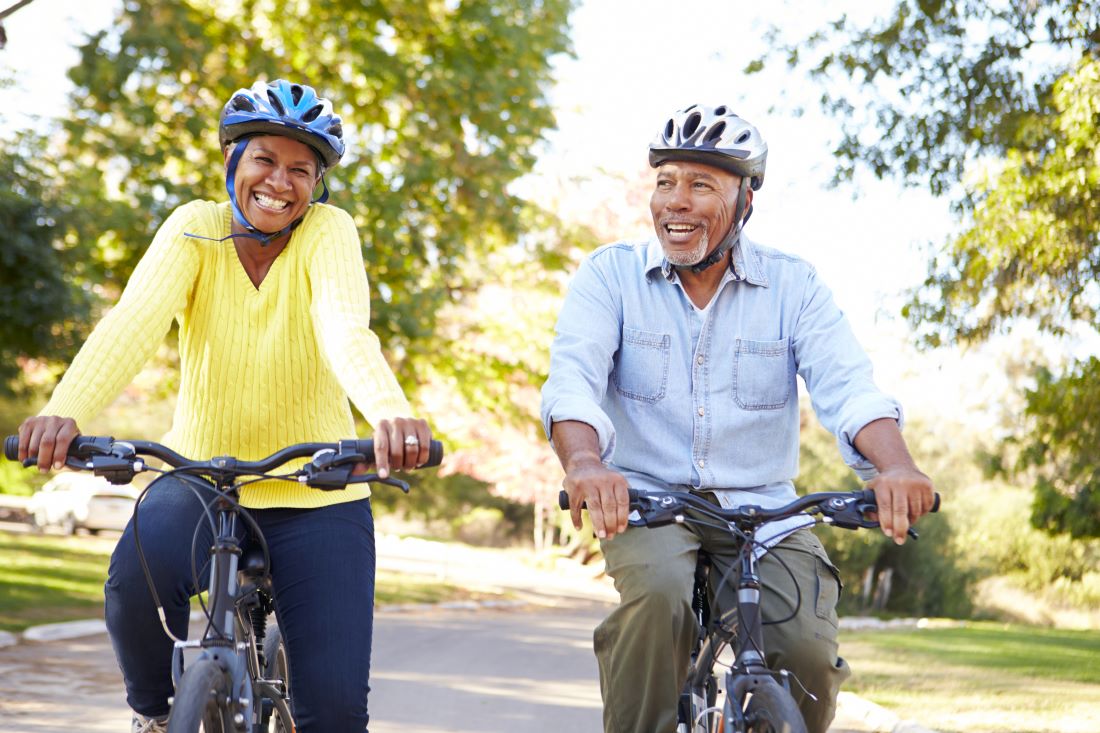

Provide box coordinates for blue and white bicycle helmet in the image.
[219,79,345,170]
[649,104,767,190]
[196,80,344,245]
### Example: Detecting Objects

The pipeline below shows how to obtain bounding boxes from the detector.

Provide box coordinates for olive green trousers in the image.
[595,520,851,733]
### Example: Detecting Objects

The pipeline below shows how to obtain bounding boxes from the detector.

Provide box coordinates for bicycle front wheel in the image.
[728,676,807,733]
[167,659,236,733]
[260,622,294,733]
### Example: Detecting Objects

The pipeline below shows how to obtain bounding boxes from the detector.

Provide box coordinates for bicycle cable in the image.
[132,468,222,644]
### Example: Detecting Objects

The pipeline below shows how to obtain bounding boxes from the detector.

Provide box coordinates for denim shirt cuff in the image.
[544,397,617,461]
[836,400,904,480]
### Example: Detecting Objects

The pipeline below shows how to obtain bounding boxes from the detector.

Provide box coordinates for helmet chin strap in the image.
[184,136,330,246]
[675,178,751,274]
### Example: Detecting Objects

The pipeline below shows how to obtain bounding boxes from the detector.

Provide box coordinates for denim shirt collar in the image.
[644,233,770,287]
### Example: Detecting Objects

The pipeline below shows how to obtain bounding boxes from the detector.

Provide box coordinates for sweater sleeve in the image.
[306,206,411,427]
[40,203,202,426]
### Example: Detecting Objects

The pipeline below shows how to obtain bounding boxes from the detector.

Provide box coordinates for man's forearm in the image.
[550,419,604,473]
[852,417,919,473]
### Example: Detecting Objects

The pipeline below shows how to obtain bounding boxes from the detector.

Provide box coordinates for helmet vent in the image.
[267,90,287,116]
[230,96,256,112]
[703,122,726,143]
[664,119,675,141]
[290,84,304,105]
[683,112,701,139]
[735,131,751,144]
[302,105,322,123]
[715,105,728,116]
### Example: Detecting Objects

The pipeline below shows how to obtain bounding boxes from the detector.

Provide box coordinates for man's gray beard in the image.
[664,229,710,267]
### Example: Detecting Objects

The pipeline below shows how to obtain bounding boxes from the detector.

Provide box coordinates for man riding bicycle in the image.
[540,104,936,733]
[16,79,432,733]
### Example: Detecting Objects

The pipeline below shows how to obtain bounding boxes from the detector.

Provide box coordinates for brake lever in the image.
[825,496,919,539]
[629,494,685,528]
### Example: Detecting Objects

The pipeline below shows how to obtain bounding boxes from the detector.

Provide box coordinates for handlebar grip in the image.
[558,488,641,511]
[859,488,941,512]
[348,439,444,469]
[3,434,112,463]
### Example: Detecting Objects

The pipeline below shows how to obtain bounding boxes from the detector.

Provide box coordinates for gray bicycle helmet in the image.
[648,105,767,190]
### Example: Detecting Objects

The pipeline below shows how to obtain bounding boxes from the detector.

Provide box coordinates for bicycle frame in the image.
[169,480,288,732]
[563,487,940,733]
[3,433,444,733]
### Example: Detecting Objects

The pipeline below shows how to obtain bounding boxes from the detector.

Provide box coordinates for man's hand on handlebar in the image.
[369,417,432,479]
[867,466,935,545]
[562,460,631,540]
[17,416,80,473]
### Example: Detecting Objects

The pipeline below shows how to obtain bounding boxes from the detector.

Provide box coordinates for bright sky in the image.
[0,0,1017,427]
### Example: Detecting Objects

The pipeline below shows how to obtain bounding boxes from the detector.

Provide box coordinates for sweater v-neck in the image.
[225,208,292,291]
[234,242,287,291]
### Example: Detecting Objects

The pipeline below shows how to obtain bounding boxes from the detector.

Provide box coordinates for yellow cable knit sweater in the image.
[41,200,411,508]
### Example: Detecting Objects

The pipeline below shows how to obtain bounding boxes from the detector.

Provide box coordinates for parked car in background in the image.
[27,471,139,535]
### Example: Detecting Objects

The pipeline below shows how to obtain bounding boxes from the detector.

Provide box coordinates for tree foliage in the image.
[753,1,1099,196]
[758,2,1100,538]
[0,130,92,393]
[1013,359,1100,540]
[902,57,1100,349]
[54,0,574,398]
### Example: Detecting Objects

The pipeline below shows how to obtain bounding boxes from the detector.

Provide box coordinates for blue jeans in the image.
[104,474,376,732]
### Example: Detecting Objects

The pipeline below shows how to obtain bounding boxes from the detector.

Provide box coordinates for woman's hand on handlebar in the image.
[368,417,432,479]
[17,416,81,472]
[563,460,631,541]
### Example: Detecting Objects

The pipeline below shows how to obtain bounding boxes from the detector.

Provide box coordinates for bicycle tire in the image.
[260,622,294,733]
[166,658,236,733]
[727,676,807,733]
[678,671,720,733]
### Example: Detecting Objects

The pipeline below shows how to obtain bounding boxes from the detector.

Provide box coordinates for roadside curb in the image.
[2,597,541,649]
[835,692,941,733]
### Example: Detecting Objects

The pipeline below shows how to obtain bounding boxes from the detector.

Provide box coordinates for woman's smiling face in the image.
[226,135,321,233]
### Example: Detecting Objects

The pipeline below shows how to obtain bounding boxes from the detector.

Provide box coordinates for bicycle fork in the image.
[171,501,257,730]
[722,548,797,733]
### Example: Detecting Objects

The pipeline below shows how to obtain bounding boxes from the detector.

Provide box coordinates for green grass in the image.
[0,531,112,631]
[0,530,504,633]
[841,622,1100,733]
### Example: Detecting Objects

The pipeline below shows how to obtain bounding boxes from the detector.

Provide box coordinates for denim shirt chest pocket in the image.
[733,337,792,410]
[614,327,671,403]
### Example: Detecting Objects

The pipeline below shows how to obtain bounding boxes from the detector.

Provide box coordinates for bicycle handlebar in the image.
[558,487,941,537]
[3,434,444,489]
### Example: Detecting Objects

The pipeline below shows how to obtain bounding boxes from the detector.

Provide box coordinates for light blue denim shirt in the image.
[540,233,902,511]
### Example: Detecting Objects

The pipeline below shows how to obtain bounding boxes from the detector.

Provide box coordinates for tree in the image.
[57,0,575,399]
[0,129,92,394]
[754,2,1100,537]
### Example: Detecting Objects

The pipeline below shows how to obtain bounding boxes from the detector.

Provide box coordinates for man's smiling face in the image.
[649,160,748,267]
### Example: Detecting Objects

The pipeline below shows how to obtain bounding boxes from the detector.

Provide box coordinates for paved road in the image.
[0,602,606,733]
[0,531,916,732]
[0,603,909,733]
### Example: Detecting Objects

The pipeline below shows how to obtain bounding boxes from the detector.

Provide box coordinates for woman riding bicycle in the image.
[16,79,431,733]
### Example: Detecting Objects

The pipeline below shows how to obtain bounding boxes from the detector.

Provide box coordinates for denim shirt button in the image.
[696,355,704,365]
[697,459,705,468]
[697,407,704,416]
